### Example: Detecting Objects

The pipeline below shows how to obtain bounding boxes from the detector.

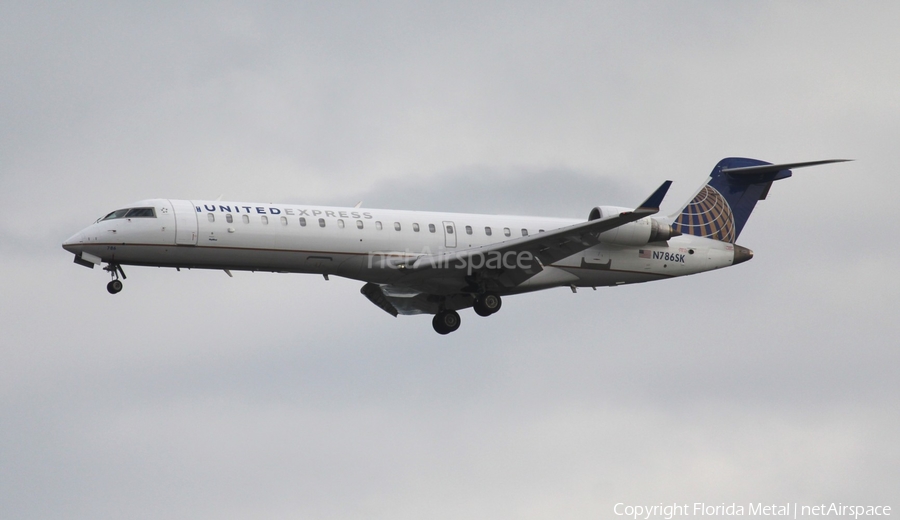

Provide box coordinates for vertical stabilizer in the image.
[670,158,849,242]
[671,157,785,242]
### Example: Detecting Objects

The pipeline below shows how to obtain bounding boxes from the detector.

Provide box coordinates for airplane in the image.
[62,157,847,334]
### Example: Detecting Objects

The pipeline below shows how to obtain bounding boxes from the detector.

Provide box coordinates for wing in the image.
[360,181,673,315]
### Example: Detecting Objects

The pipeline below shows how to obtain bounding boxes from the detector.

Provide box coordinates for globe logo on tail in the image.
[672,185,736,243]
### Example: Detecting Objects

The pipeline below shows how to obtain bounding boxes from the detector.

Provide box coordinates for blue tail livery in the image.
[671,158,850,242]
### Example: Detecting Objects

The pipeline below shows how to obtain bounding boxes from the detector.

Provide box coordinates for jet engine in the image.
[588,206,681,245]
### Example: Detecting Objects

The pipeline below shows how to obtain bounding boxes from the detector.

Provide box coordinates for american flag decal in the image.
[639,249,651,259]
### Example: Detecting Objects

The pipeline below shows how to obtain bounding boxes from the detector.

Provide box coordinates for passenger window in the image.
[318,218,326,227]
[413,223,420,232]
[261,216,268,225]
[338,219,345,228]
[226,214,233,224]
[280,216,288,225]
[446,225,453,234]
[242,215,249,224]
[504,227,511,237]
[376,221,382,230]
[465,225,472,235]
[394,222,401,231]
[485,226,492,236]
[207,213,215,222]
[299,217,307,226]
[428,224,436,233]
[357,220,363,229]
[521,228,528,236]
[539,229,544,233]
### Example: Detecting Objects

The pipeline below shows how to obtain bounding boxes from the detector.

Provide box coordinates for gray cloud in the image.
[2,2,898,519]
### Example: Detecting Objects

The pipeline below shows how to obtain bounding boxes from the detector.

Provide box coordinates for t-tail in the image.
[670,157,850,243]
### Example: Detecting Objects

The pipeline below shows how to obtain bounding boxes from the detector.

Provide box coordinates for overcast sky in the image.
[2,2,898,519]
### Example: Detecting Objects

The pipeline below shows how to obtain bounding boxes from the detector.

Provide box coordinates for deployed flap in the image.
[399,180,673,290]
[361,283,458,315]
[360,283,399,317]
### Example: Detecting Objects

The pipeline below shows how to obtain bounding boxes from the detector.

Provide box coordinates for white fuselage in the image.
[63,198,740,295]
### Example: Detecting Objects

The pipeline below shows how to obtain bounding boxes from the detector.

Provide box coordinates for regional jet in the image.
[62,158,847,334]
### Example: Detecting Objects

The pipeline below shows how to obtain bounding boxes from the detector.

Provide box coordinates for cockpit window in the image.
[101,209,129,220]
[101,207,156,221]
[125,207,156,218]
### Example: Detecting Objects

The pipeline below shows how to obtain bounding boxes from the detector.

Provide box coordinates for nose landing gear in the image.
[107,279,123,294]
[104,263,126,294]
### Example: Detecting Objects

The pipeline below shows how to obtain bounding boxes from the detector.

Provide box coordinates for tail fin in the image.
[670,157,849,242]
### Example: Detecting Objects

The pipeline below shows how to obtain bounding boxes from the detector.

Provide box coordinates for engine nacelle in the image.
[588,206,681,245]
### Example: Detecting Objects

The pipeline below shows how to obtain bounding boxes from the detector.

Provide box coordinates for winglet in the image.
[634,180,673,214]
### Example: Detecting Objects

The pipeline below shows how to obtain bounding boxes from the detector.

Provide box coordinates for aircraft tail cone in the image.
[733,245,753,265]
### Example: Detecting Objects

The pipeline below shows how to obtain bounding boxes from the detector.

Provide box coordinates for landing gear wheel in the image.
[473,293,502,317]
[432,310,461,334]
[104,263,126,294]
[107,279,123,294]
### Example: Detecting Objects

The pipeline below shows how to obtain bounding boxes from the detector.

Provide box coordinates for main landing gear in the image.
[433,310,461,335]
[473,292,502,317]
[104,263,126,294]
[431,293,503,334]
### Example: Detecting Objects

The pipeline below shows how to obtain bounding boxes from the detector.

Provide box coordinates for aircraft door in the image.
[170,199,198,245]
[443,221,457,248]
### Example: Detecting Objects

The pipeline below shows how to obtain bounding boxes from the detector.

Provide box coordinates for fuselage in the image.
[62,198,743,295]
[62,157,847,334]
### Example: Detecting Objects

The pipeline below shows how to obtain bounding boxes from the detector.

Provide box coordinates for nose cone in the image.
[733,244,754,265]
[62,232,83,254]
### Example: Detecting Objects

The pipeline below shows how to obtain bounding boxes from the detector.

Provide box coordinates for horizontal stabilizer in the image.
[721,159,852,176]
